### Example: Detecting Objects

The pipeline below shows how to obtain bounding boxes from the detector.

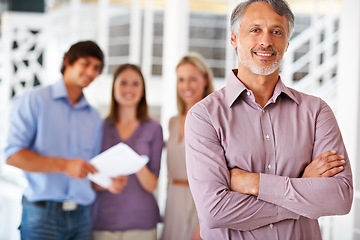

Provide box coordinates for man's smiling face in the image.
[231,2,290,76]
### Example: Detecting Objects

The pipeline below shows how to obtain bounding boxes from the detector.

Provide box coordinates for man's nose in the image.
[87,66,99,77]
[259,32,273,47]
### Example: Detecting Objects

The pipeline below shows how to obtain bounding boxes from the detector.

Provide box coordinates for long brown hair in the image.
[106,64,150,124]
[176,53,215,115]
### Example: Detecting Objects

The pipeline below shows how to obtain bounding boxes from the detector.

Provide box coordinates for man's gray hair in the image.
[230,0,295,39]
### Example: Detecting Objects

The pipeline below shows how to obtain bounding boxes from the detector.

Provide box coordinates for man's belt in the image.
[23,197,78,211]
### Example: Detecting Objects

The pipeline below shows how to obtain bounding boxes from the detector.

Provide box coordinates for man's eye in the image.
[94,66,101,72]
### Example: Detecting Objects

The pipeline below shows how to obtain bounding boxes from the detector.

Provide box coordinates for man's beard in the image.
[237,42,283,76]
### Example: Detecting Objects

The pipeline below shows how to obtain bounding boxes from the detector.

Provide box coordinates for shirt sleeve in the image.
[4,92,40,159]
[91,118,103,160]
[185,103,300,231]
[258,100,353,219]
[147,122,164,177]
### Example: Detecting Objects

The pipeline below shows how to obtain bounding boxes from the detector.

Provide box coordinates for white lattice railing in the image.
[0,11,47,175]
[0,12,47,240]
[283,13,340,240]
[282,14,339,111]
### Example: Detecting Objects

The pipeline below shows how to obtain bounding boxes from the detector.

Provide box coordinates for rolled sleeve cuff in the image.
[4,146,22,161]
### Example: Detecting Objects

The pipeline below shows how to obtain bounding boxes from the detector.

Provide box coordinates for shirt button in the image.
[262,109,265,113]
[247,91,251,96]
[270,223,274,229]
[268,164,271,169]
[265,134,270,140]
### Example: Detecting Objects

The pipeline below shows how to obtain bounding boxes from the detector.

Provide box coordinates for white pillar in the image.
[0,12,13,170]
[142,0,154,81]
[129,0,142,64]
[225,0,238,78]
[161,0,189,139]
[336,0,360,239]
[97,0,109,73]
[69,0,81,43]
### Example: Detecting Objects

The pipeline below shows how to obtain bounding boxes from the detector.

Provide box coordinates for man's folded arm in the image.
[185,104,300,231]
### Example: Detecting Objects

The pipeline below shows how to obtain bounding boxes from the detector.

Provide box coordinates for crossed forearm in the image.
[230,150,345,195]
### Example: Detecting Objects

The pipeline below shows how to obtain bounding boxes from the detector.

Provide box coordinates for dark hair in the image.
[106,64,150,124]
[60,40,105,74]
[231,0,295,39]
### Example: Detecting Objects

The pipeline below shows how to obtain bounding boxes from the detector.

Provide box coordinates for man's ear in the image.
[285,41,289,52]
[230,32,238,49]
[63,54,70,67]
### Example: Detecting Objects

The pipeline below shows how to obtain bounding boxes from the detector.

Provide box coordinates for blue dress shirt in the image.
[4,80,103,205]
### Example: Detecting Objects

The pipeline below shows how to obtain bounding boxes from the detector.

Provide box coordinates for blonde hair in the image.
[176,53,214,115]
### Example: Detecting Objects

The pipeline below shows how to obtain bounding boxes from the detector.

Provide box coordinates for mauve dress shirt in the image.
[185,69,353,240]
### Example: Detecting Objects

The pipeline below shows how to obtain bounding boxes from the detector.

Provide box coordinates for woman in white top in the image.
[161,53,214,240]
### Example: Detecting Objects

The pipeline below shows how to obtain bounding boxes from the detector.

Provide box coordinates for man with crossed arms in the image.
[185,0,353,239]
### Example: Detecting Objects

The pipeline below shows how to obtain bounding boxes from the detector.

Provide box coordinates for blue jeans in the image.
[20,197,91,240]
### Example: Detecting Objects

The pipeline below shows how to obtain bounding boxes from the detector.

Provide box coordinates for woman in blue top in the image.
[91,64,164,240]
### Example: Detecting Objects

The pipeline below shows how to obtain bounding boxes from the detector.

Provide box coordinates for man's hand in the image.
[92,175,128,193]
[230,151,345,196]
[64,159,98,178]
[107,176,128,194]
[230,168,260,196]
[302,150,345,178]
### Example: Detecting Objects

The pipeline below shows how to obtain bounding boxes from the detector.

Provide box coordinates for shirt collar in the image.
[225,69,248,108]
[51,79,90,109]
[272,78,299,105]
[225,69,300,108]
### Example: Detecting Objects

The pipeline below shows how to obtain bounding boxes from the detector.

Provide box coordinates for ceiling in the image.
[58,0,342,15]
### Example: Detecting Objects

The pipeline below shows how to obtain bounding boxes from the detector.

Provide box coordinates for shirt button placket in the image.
[262,108,275,174]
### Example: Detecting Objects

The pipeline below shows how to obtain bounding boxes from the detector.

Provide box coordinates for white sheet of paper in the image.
[88,142,149,188]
